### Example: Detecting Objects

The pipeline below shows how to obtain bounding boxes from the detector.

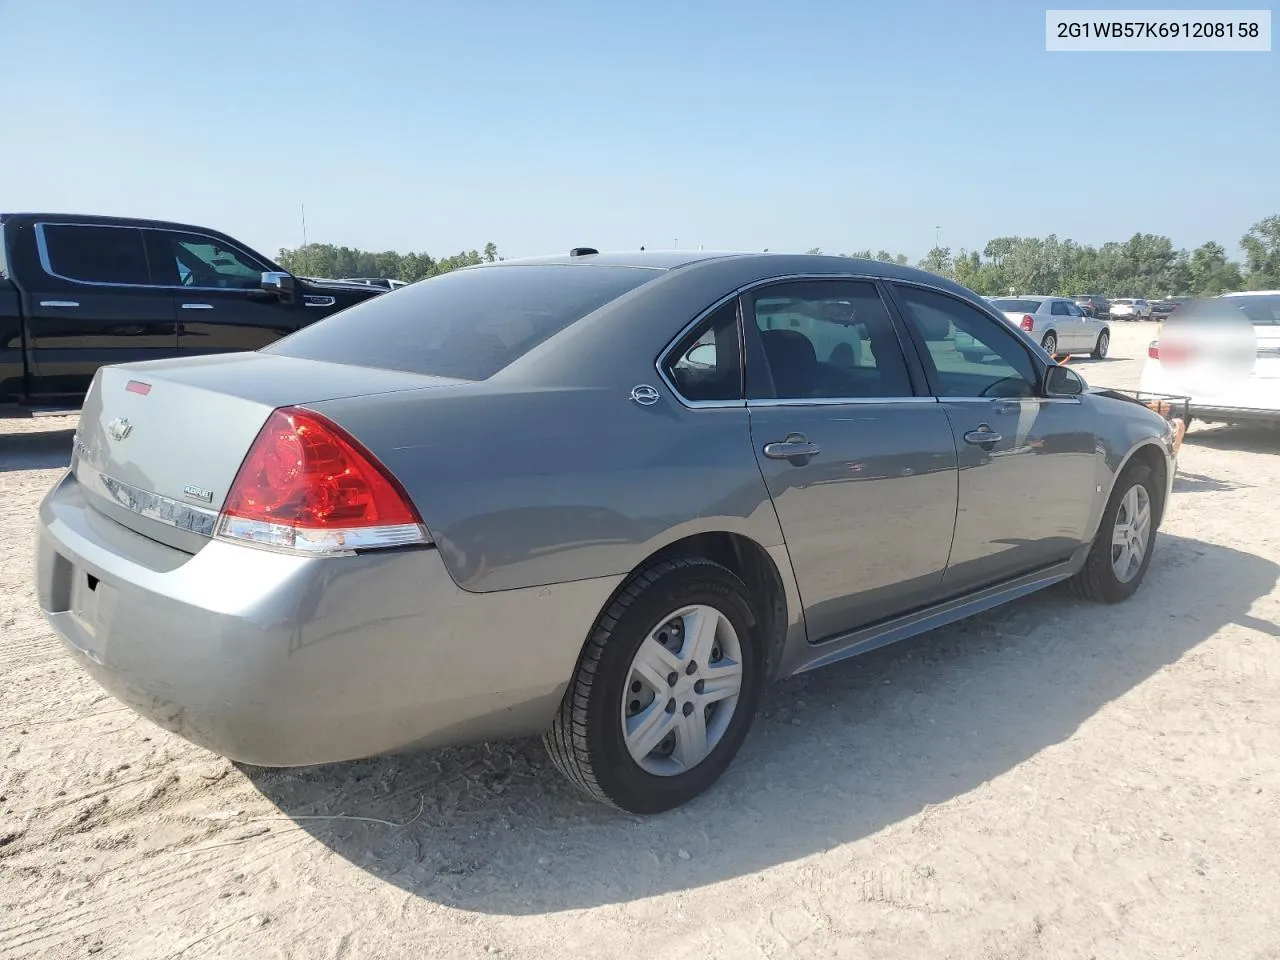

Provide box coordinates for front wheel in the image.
[1068,461,1159,603]
[1092,330,1110,359]
[1041,332,1058,357]
[544,558,764,813]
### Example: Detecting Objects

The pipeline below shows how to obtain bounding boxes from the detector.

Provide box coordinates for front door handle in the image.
[763,433,821,462]
[963,425,1003,445]
[181,302,214,310]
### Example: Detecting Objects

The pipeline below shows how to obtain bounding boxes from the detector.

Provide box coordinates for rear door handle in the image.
[963,425,1002,445]
[40,300,79,308]
[763,433,821,461]
[181,302,214,310]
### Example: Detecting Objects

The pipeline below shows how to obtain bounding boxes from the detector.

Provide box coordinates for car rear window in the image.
[266,264,657,380]
[1232,296,1280,326]
[989,298,1041,312]
[1165,297,1280,327]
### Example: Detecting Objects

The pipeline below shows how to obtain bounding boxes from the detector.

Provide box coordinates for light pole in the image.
[935,225,941,250]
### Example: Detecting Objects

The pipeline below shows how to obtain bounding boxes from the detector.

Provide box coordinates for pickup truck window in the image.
[38,224,151,285]
[157,231,268,290]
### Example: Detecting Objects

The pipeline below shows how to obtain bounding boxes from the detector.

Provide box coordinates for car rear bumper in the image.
[1188,404,1280,423]
[35,470,622,767]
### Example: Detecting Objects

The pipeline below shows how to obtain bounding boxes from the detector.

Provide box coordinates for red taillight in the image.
[1020,315,1034,331]
[216,407,427,555]
[1149,340,1192,364]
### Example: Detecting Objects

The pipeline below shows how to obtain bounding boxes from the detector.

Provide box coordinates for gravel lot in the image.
[2,322,1277,960]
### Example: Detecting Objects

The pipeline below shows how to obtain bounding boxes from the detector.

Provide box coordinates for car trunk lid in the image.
[72,353,459,552]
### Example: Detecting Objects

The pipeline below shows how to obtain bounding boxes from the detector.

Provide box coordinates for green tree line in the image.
[812,214,1280,299]
[276,241,502,281]
[280,214,1280,298]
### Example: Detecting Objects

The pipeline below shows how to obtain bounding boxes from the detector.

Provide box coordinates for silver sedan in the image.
[35,251,1177,813]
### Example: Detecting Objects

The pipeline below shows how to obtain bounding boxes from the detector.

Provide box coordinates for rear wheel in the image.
[1041,332,1058,357]
[1068,462,1158,603]
[544,558,764,813]
[1092,330,1110,359]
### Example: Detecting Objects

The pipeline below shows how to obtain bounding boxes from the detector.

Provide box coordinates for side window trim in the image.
[34,221,278,292]
[654,292,747,409]
[743,278,932,405]
[883,279,1048,399]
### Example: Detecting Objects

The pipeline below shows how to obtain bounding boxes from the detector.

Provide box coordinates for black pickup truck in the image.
[1,213,385,414]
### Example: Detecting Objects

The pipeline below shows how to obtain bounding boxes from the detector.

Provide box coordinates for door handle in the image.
[181,302,214,310]
[763,433,821,461]
[40,300,79,308]
[963,425,1002,445]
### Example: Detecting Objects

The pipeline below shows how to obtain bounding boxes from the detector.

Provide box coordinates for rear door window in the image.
[266,264,657,381]
[749,280,914,399]
[39,224,151,286]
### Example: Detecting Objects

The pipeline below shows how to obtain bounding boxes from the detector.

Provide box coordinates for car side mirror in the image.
[261,271,296,298]
[1045,364,1085,397]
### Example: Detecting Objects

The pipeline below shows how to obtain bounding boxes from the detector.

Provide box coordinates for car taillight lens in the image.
[215,407,429,556]
[1020,315,1034,331]
[1149,340,1192,364]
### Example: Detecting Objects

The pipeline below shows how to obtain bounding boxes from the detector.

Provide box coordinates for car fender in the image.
[1086,436,1175,543]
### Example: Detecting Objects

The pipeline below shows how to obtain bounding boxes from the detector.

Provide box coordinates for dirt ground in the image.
[2,322,1277,960]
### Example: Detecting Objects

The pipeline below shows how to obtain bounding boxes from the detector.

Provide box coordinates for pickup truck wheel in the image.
[1040,332,1058,357]
[1092,330,1109,359]
[543,557,764,814]
[1068,462,1158,604]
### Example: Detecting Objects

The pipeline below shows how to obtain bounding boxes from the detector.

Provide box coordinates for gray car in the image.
[34,251,1178,813]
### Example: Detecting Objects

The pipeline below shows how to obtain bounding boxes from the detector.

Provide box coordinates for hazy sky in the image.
[3,0,1276,262]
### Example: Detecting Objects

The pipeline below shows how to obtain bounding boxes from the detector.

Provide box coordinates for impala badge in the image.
[183,485,214,504]
[630,384,660,406]
[106,417,133,441]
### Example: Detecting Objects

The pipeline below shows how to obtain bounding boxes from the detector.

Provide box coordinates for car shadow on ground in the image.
[1172,470,1248,494]
[1185,424,1280,455]
[246,532,1278,916]
[0,428,74,473]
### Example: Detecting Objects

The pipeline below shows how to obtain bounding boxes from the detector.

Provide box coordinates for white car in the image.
[1140,292,1280,425]
[986,295,1111,359]
[1110,298,1152,321]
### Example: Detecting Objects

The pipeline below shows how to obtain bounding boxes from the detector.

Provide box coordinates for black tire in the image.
[1068,461,1159,604]
[961,351,985,363]
[543,557,764,814]
[1041,332,1058,357]
[1091,330,1110,360]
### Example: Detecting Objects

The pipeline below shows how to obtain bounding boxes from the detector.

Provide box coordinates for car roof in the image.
[476,250,753,270]
[468,249,967,289]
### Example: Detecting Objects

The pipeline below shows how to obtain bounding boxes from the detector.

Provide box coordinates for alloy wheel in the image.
[1111,483,1152,583]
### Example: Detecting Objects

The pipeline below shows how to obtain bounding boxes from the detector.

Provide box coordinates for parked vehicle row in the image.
[36,249,1178,813]
[1109,298,1153,321]
[0,213,388,414]
[1150,296,1190,319]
